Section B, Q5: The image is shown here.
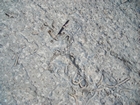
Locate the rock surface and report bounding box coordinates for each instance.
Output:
[0,0,140,105]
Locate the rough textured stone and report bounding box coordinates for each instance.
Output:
[0,0,140,105]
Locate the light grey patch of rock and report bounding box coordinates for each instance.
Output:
[0,44,3,48]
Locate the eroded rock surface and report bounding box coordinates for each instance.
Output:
[0,0,140,105]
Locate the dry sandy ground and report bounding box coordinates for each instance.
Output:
[0,0,140,105]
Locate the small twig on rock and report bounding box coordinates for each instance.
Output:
[58,20,69,35]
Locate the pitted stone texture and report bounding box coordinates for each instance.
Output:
[0,0,140,105]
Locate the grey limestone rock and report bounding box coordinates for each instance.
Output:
[0,0,140,105]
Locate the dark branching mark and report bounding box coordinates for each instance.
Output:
[58,20,69,35]
[5,13,14,18]
[110,50,133,71]
[69,54,81,72]
[118,56,133,72]
[37,4,47,12]
[47,20,70,41]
